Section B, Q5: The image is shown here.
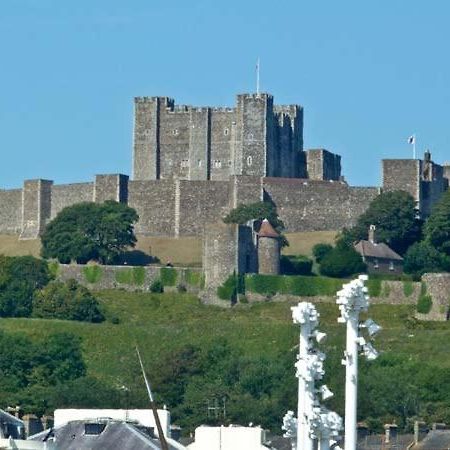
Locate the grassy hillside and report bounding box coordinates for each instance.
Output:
[1,290,450,431]
[0,230,335,265]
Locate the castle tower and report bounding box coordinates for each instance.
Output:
[257,219,280,275]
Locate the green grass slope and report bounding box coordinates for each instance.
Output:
[1,291,450,431]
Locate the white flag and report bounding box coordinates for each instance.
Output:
[408,135,415,145]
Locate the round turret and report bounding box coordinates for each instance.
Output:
[257,219,281,275]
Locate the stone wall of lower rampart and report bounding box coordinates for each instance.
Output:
[56,264,203,292]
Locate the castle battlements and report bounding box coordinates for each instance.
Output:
[0,92,448,241]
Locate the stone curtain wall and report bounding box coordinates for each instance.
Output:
[0,175,380,237]
[263,178,379,232]
[419,273,450,321]
[50,183,94,219]
[56,264,203,292]
[177,180,231,236]
[0,189,22,234]
[128,180,176,236]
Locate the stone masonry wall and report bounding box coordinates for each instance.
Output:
[50,183,94,219]
[128,180,175,236]
[419,273,450,321]
[56,264,202,292]
[263,178,379,232]
[382,160,421,202]
[177,180,231,236]
[0,189,22,234]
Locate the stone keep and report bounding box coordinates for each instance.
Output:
[133,93,316,181]
[1,93,449,240]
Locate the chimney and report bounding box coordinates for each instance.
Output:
[368,225,376,244]
[384,423,398,443]
[414,421,428,444]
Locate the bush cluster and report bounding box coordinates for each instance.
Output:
[160,267,178,286]
[33,279,104,323]
[280,255,313,275]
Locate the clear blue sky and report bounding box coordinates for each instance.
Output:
[1,0,449,189]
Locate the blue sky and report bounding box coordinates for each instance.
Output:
[1,0,449,189]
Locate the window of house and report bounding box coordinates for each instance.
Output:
[373,259,379,269]
[389,261,394,271]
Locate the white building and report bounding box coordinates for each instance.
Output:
[187,425,270,450]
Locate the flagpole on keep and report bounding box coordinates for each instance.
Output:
[413,134,416,160]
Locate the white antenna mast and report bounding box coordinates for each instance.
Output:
[256,58,260,94]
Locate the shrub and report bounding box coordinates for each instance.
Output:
[217,273,244,301]
[185,270,203,287]
[33,279,104,323]
[312,243,333,263]
[403,281,414,297]
[177,283,187,293]
[160,268,177,286]
[115,267,146,286]
[417,294,433,314]
[319,244,366,278]
[48,261,60,279]
[82,265,103,284]
[280,255,313,275]
[150,279,164,293]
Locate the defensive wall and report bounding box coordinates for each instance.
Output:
[0,175,379,239]
[55,263,203,292]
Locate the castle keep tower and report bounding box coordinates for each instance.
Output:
[132,93,305,182]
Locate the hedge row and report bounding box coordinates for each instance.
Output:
[245,274,344,296]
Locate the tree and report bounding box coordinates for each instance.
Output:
[344,191,422,255]
[41,201,139,264]
[403,241,443,276]
[424,190,450,256]
[319,242,366,278]
[223,201,288,247]
[312,243,333,263]
[0,256,51,317]
[33,279,104,323]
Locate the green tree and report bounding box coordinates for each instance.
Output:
[41,201,139,264]
[0,256,51,317]
[312,243,333,263]
[403,241,443,276]
[223,201,288,247]
[344,191,422,255]
[319,242,366,278]
[424,190,450,256]
[33,279,104,323]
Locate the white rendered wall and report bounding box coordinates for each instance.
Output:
[187,425,268,450]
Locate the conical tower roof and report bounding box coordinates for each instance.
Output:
[257,218,280,238]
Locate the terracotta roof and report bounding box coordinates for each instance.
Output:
[257,219,279,238]
[354,240,403,261]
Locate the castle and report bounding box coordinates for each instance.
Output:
[0,92,448,242]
